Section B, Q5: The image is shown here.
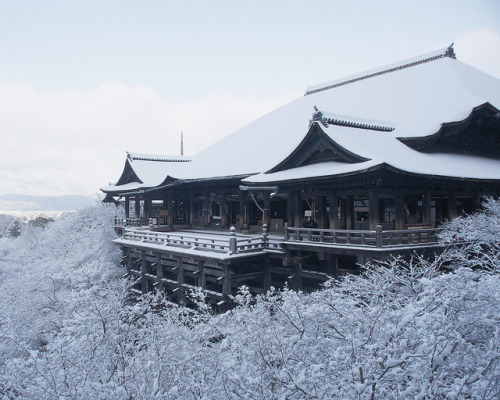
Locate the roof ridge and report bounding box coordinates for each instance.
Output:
[305,44,456,96]
[127,152,191,163]
[310,108,396,132]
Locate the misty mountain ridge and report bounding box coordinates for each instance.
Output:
[0,194,97,212]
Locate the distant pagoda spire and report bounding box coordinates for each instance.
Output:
[181,132,184,156]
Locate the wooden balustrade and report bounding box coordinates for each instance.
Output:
[120,224,443,256]
[285,226,442,248]
[115,217,144,227]
[122,227,269,254]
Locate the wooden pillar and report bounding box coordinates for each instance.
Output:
[326,254,338,277]
[293,191,301,227]
[286,190,293,228]
[176,257,184,304]
[221,189,228,228]
[315,196,325,228]
[422,190,431,224]
[368,190,379,230]
[126,247,132,275]
[204,192,210,227]
[263,192,271,227]
[394,190,406,230]
[144,197,152,222]
[328,193,338,229]
[448,190,457,220]
[189,191,195,227]
[155,253,163,292]
[140,250,147,294]
[222,264,232,302]
[238,191,249,229]
[167,192,173,227]
[135,197,140,219]
[293,260,303,290]
[124,197,130,218]
[197,260,206,289]
[263,257,271,292]
[346,196,354,230]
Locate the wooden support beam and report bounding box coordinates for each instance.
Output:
[328,193,339,229]
[167,192,173,227]
[263,191,271,227]
[124,197,130,219]
[346,196,354,230]
[263,257,271,292]
[189,191,195,227]
[176,257,184,304]
[369,190,379,230]
[155,253,163,292]
[140,250,147,294]
[134,197,140,219]
[315,195,325,228]
[422,190,431,224]
[221,189,228,229]
[292,262,303,290]
[326,254,338,277]
[395,189,406,230]
[197,260,206,289]
[448,190,457,220]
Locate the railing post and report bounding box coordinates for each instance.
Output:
[229,226,237,254]
[376,225,383,248]
[262,224,268,249]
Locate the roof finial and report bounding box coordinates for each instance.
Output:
[445,43,456,59]
[310,106,328,127]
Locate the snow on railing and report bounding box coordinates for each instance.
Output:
[285,225,443,248]
[121,226,271,255]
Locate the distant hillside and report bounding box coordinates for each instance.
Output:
[0,195,97,212]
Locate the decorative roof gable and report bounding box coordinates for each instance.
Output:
[267,122,370,174]
[115,159,142,186]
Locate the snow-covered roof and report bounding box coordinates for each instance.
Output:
[246,122,500,184]
[101,153,190,194]
[103,45,500,193]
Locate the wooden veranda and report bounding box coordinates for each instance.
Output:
[115,223,444,308]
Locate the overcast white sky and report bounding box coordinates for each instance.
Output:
[0,0,499,197]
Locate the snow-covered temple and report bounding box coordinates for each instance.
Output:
[102,45,500,306]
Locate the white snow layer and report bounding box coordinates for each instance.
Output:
[104,54,500,193]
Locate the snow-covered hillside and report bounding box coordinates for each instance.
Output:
[0,202,498,399]
[0,194,96,213]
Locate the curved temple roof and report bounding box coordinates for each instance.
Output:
[102,45,500,195]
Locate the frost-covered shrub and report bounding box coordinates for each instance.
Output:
[0,204,122,370]
[439,197,500,273]
[1,202,498,399]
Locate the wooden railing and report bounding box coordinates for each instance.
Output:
[285,225,443,248]
[119,225,443,255]
[121,227,270,254]
[115,217,144,227]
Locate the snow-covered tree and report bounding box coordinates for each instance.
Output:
[0,201,498,399]
[439,196,500,273]
[6,219,22,238]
